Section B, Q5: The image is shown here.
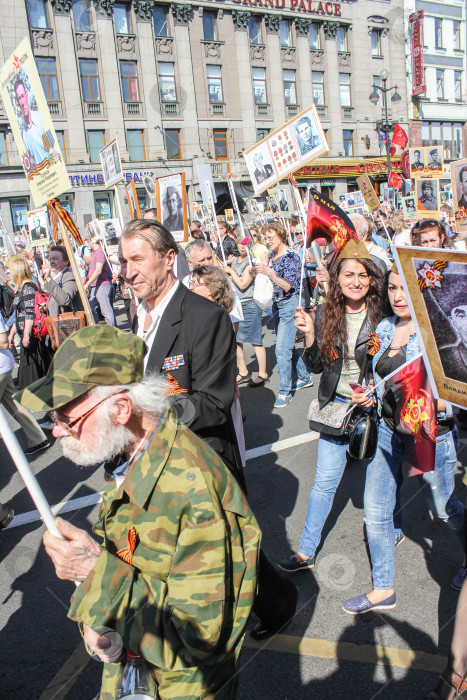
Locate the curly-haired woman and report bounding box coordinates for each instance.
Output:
[279,240,387,573]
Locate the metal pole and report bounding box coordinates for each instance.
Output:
[382,78,392,178]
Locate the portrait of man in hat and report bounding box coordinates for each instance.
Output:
[417,180,438,211]
[427,148,442,171]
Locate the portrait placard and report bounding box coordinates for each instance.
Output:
[450,157,467,234]
[409,146,444,180]
[243,104,328,194]
[156,172,188,242]
[402,195,417,219]
[276,186,293,217]
[393,246,467,408]
[225,208,235,224]
[96,218,122,242]
[415,179,440,219]
[0,37,69,207]
[27,206,49,247]
[143,175,157,200]
[99,139,123,188]
[357,174,380,212]
[125,180,141,219]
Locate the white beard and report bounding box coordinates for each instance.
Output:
[60,410,134,466]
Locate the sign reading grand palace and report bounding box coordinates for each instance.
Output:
[209,0,342,15]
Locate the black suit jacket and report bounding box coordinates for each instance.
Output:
[138,283,245,488]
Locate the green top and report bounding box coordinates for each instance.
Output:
[336,308,366,398]
[68,409,261,700]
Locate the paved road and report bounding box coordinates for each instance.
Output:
[0,306,465,699]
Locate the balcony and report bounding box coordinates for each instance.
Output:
[342,106,354,120]
[48,101,63,117]
[286,105,299,117]
[124,101,143,117]
[315,105,328,119]
[255,103,270,118]
[210,103,225,116]
[210,160,249,178]
[85,101,103,117]
[163,102,179,116]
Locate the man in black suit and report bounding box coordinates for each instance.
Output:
[29,215,46,242]
[144,208,190,282]
[253,152,274,185]
[119,218,298,641]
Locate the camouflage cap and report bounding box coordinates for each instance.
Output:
[16,323,147,412]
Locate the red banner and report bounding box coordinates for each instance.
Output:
[306,188,357,251]
[392,123,408,150]
[410,10,426,96]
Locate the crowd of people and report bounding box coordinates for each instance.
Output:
[0,204,466,700]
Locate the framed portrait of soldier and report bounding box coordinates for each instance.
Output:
[99,139,123,188]
[276,186,292,217]
[125,180,141,219]
[97,218,122,242]
[409,145,444,180]
[393,246,467,408]
[402,195,417,218]
[27,207,49,247]
[243,103,328,194]
[451,157,467,234]
[156,172,188,242]
[0,37,69,208]
[415,179,440,219]
[143,175,157,200]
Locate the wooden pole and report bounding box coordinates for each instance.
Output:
[58,218,94,326]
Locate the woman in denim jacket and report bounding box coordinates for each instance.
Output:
[343,267,465,615]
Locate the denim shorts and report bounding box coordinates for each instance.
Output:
[236,299,263,345]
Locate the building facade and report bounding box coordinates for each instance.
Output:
[0,0,408,235]
[405,0,466,188]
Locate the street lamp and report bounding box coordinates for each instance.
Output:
[369,69,401,177]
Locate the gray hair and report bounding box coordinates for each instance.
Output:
[349,213,369,241]
[89,374,168,422]
[122,219,178,256]
[184,239,210,263]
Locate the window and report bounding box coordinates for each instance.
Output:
[248,17,262,44]
[37,58,59,101]
[0,131,9,166]
[422,121,463,160]
[158,62,176,102]
[120,61,139,101]
[153,5,168,36]
[372,75,383,105]
[165,129,181,159]
[337,26,347,52]
[203,11,217,41]
[87,130,105,163]
[309,22,320,50]
[343,129,353,156]
[434,18,443,49]
[55,131,67,163]
[72,0,92,31]
[312,71,324,106]
[453,21,461,50]
[279,20,291,47]
[252,67,267,104]
[28,0,48,28]
[207,65,223,103]
[339,73,351,106]
[114,3,131,34]
[370,30,382,56]
[10,199,29,232]
[213,128,228,160]
[454,71,462,100]
[436,69,444,99]
[127,130,145,160]
[79,59,100,101]
[256,128,270,141]
[283,69,296,105]
[94,192,112,219]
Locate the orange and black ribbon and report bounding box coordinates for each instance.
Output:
[47,198,83,246]
[165,372,188,396]
[116,526,137,565]
[366,331,381,357]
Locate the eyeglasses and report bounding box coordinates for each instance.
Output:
[412,219,440,231]
[51,391,128,436]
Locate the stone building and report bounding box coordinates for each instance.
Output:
[0,0,408,235]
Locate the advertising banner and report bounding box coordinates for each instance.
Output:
[410,11,426,96]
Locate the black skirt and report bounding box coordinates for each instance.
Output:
[17,337,52,390]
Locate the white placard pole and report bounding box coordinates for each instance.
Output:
[113,185,125,231]
[207,182,226,265]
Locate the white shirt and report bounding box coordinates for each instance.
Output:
[136,280,180,369]
[0,316,15,375]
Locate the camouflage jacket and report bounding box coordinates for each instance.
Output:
[68,409,261,700]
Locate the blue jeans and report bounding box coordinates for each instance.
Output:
[364,421,465,590]
[272,295,309,396]
[89,283,116,326]
[299,395,350,556]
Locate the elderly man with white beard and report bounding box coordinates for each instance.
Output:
[15,323,261,700]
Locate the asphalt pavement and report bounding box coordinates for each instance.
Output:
[0,303,465,700]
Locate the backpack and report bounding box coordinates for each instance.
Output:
[33,289,50,339]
